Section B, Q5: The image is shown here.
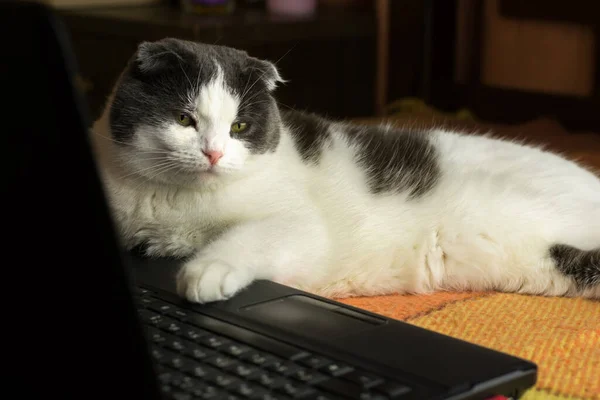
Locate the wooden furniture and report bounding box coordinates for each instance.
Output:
[374,0,389,116]
[61,3,377,122]
[428,0,600,132]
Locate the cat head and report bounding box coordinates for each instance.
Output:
[107,38,284,187]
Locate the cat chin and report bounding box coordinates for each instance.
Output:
[159,170,239,191]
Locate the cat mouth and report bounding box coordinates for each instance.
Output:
[200,166,220,176]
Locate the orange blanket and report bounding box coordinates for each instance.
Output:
[337,292,600,400]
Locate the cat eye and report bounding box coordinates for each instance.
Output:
[176,112,194,127]
[231,122,247,133]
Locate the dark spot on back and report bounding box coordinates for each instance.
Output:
[550,244,600,289]
[344,124,440,198]
[283,110,331,164]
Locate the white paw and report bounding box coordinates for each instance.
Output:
[176,258,254,303]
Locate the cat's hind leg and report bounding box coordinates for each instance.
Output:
[545,199,600,299]
[549,245,600,299]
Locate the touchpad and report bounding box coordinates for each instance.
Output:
[240,295,385,338]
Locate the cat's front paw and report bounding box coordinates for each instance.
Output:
[176,257,254,303]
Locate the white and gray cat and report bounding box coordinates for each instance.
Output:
[91,38,600,303]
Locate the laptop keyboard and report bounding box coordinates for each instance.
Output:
[135,287,412,400]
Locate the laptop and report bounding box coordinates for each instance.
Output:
[2,2,537,399]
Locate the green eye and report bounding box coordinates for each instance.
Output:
[176,112,193,127]
[231,122,247,133]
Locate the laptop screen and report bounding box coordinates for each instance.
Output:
[2,2,162,398]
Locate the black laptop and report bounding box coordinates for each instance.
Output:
[3,2,536,399]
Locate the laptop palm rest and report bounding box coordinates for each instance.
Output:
[239,295,385,338]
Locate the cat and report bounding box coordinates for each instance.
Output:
[91,38,600,304]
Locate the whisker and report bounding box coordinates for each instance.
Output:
[132,151,173,156]
[277,101,297,112]
[238,109,264,117]
[136,156,173,162]
[146,163,184,182]
[195,57,204,96]
[240,91,270,109]
[240,99,272,110]
[117,160,177,181]
[130,162,182,192]
[239,71,254,103]
[166,48,193,89]
[241,44,296,103]
[92,132,170,153]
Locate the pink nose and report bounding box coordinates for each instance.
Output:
[203,150,223,166]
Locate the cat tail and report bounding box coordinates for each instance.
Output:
[550,244,600,298]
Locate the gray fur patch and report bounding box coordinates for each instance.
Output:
[344,124,440,198]
[283,110,332,164]
[550,244,600,289]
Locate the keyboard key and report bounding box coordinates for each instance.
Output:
[169,341,189,353]
[161,349,191,371]
[160,384,172,395]
[177,376,199,391]
[320,363,354,377]
[158,317,183,334]
[138,297,155,306]
[268,360,302,376]
[222,343,252,357]
[171,391,193,400]
[209,372,242,390]
[226,363,261,380]
[158,369,185,385]
[181,326,209,341]
[206,354,237,369]
[199,334,231,349]
[300,356,331,370]
[254,371,289,390]
[358,394,388,400]
[152,348,165,362]
[343,371,384,389]
[278,382,316,398]
[188,365,219,381]
[184,346,216,361]
[240,352,279,368]
[167,309,190,320]
[146,327,168,344]
[291,369,329,385]
[260,394,292,400]
[230,382,269,399]
[316,379,364,399]
[189,384,224,399]
[138,309,162,325]
[373,382,411,398]
[148,300,174,314]
[305,394,345,400]
[135,287,151,296]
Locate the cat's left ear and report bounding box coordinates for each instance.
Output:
[247,57,285,91]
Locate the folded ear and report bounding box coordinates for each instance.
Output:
[133,39,182,75]
[247,57,285,91]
